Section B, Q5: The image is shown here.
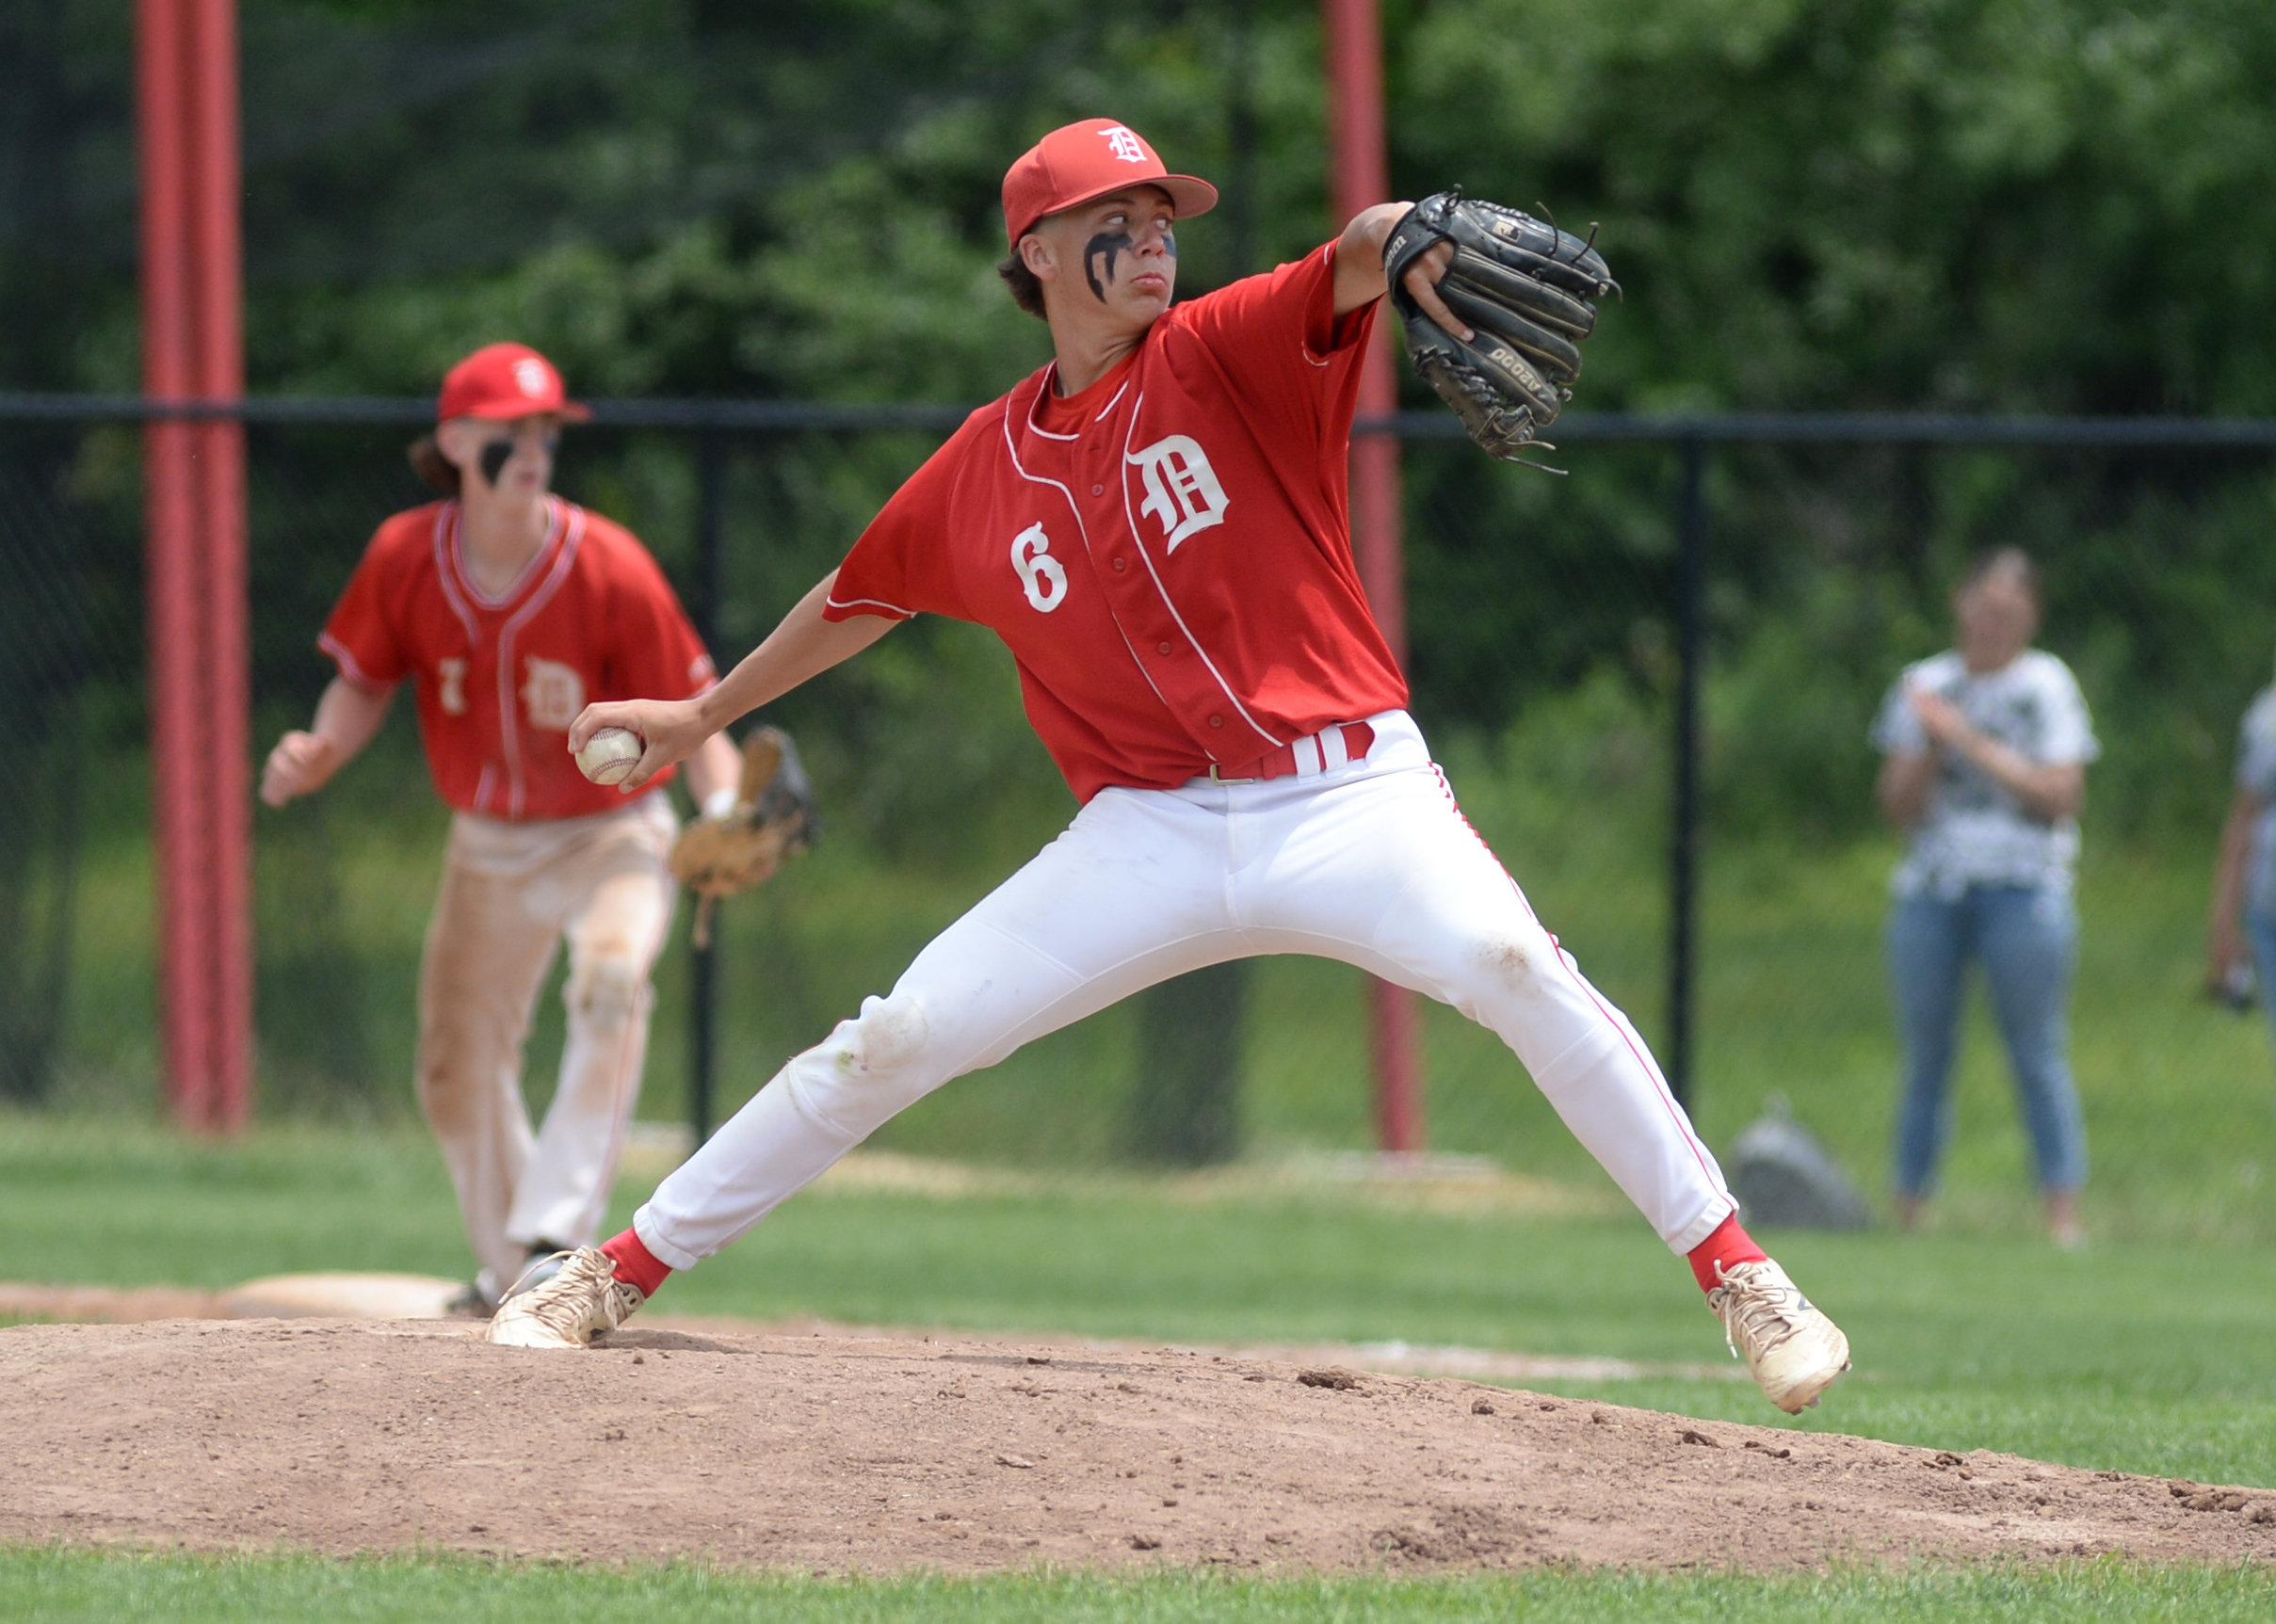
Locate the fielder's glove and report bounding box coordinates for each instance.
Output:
[1382,190,1617,462]
[670,725,816,947]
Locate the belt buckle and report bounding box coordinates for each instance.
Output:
[1207,764,1260,785]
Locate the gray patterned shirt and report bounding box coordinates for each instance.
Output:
[1870,649,2099,899]
[2233,687,2276,919]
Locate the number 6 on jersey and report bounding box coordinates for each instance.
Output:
[1010,522,1068,612]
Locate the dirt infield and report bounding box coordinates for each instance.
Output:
[3,1317,2273,1573]
[0,1273,1746,1387]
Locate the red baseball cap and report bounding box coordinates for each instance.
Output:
[1001,120,1218,247]
[436,343,590,424]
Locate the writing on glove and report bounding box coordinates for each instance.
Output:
[1382,190,1616,463]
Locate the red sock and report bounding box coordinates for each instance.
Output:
[1687,1212,1768,1294]
[600,1228,672,1298]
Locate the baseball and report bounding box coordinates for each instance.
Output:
[574,726,643,786]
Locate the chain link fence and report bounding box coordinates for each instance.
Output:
[5,398,2273,1231]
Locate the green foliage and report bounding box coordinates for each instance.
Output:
[44,679,2276,1253]
[1403,0,2276,416]
[12,2,2276,1120]
[17,0,2276,415]
[6,0,1338,400]
[18,2,2276,764]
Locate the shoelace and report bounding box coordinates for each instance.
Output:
[1710,1264,1801,1362]
[517,1251,642,1340]
[502,1249,572,1300]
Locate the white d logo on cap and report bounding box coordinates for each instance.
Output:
[513,358,549,396]
[1102,125,1147,164]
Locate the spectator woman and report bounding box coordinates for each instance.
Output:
[2203,654,2276,1048]
[1872,548,2097,1246]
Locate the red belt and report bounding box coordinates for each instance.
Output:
[1209,721,1376,784]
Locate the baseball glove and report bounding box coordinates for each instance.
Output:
[670,725,817,947]
[1381,190,1617,462]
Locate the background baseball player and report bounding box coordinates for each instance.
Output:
[260,342,743,1310]
[494,121,1851,1414]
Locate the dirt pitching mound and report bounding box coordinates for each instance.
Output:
[2,1317,2270,1573]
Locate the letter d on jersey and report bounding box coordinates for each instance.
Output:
[1010,523,1068,612]
[521,655,587,731]
[1129,435,1228,554]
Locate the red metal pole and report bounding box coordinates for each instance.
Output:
[186,0,251,1130]
[1323,0,1424,1152]
[137,0,217,1130]
[136,0,250,1132]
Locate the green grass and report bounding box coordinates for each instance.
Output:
[1,1549,2272,1622]
[21,722,2276,1612]
[45,717,2276,1244]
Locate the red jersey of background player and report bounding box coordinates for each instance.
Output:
[321,496,717,820]
[824,242,1407,803]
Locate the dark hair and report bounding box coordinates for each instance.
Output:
[1959,545,2041,607]
[996,251,1047,320]
[407,433,460,495]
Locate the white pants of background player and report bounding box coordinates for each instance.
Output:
[637,712,1735,1269]
[418,795,677,1299]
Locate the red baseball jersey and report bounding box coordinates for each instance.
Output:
[320,498,717,820]
[823,242,1407,802]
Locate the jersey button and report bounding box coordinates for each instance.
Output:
[1156,640,1172,655]
[1208,715,1224,728]
[1090,483,1105,495]
[1112,557,1127,571]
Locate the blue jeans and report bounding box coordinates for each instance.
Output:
[2245,910,2276,1058]
[1888,883,2086,1196]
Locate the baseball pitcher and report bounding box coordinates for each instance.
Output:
[260,343,748,1311]
[492,123,1851,1414]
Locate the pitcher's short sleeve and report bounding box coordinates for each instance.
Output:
[824,415,990,625]
[1170,244,1375,455]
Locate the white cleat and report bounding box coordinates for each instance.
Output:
[485,1246,645,1349]
[1707,1258,1851,1415]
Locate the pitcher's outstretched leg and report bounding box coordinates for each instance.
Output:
[492,783,1246,1346]
[1251,749,1851,1412]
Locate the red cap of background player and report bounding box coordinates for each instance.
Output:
[1001,120,1219,248]
[436,343,591,424]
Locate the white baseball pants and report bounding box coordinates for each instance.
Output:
[638,712,1734,1269]
[417,795,677,1297]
